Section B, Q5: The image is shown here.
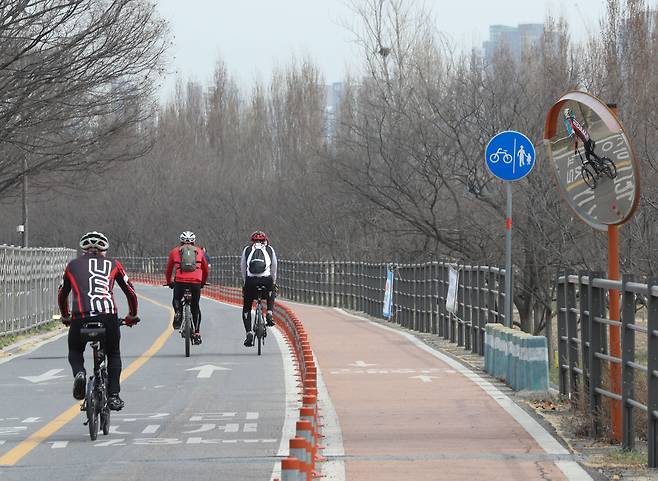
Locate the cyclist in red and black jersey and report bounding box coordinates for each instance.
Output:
[58,231,139,411]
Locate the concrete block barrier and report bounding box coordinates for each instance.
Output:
[484,323,548,392]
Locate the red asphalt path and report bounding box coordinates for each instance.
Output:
[290,303,582,481]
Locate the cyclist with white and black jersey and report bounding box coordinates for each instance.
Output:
[240,231,277,347]
[58,231,140,411]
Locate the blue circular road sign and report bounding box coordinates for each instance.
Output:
[485,131,536,181]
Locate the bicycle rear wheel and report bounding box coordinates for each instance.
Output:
[100,370,110,435]
[255,309,263,356]
[601,157,617,179]
[184,305,191,358]
[86,378,99,441]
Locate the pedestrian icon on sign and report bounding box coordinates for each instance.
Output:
[518,145,526,167]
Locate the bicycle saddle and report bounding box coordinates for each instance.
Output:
[80,322,106,343]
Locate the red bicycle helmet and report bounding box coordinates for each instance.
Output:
[250,230,268,243]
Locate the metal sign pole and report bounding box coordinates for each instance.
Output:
[505,182,513,327]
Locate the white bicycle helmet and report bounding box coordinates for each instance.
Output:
[180,231,196,243]
[79,231,109,251]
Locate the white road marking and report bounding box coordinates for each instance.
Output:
[246,412,259,420]
[18,369,65,384]
[0,440,5,446]
[21,417,40,423]
[133,438,182,445]
[190,413,235,421]
[0,427,27,435]
[94,438,126,447]
[410,375,438,383]
[142,425,160,434]
[183,424,216,434]
[186,364,231,379]
[349,360,376,367]
[109,425,132,435]
[316,350,346,481]
[216,424,239,433]
[49,441,68,449]
[335,308,593,481]
[243,423,257,432]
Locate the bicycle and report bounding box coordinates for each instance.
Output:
[253,286,269,356]
[489,147,513,164]
[564,108,617,189]
[79,319,127,441]
[577,147,617,190]
[180,288,193,357]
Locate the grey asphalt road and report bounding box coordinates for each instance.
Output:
[0,284,289,480]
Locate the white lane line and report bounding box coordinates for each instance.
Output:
[21,417,40,423]
[49,441,68,449]
[142,425,160,434]
[270,325,301,481]
[246,412,259,420]
[316,355,346,481]
[0,331,68,366]
[335,308,592,481]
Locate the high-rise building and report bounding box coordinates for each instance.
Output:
[482,23,544,62]
[324,82,344,140]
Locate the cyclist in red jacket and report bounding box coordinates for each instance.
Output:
[165,231,209,344]
[58,231,140,411]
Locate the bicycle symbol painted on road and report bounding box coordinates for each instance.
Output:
[488,147,513,164]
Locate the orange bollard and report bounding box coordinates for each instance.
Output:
[290,437,312,481]
[281,457,302,481]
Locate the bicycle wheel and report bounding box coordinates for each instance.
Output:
[581,164,597,189]
[100,370,110,435]
[86,377,99,441]
[255,308,263,356]
[184,305,191,358]
[601,157,617,179]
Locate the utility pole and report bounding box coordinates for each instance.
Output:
[21,155,28,247]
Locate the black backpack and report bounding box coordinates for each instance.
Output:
[247,245,270,274]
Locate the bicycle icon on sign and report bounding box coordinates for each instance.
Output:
[489,147,513,164]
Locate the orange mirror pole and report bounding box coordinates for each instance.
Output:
[608,223,622,442]
[607,103,621,443]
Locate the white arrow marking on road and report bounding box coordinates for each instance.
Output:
[109,425,131,435]
[186,364,231,379]
[349,360,376,367]
[19,369,65,383]
[49,441,68,449]
[22,417,40,423]
[410,375,439,383]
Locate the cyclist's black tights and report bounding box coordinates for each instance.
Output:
[173,282,202,332]
[68,314,121,395]
[242,276,274,332]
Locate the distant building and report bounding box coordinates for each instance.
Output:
[324,82,344,140]
[482,23,544,62]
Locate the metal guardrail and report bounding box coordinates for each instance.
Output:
[557,272,658,466]
[0,245,75,336]
[117,256,508,357]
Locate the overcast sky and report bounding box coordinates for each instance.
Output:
[154,0,657,100]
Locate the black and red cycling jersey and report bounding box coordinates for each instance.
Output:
[58,253,138,320]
